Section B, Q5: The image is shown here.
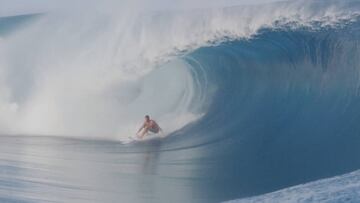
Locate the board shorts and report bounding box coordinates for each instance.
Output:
[149,127,159,133]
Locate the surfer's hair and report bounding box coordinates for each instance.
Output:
[145,115,150,119]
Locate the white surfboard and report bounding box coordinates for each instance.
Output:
[125,131,165,143]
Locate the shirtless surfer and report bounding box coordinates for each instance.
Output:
[137,115,162,139]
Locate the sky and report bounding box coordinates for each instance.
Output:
[0,0,283,17]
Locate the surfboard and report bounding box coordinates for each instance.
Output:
[126,132,164,143]
[127,135,140,142]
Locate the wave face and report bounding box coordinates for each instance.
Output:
[159,15,360,198]
[180,17,360,146]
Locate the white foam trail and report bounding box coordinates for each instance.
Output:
[0,0,358,139]
[226,170,360,203]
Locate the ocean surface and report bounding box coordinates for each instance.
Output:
[227,169,360,202]
[1,0,360,202]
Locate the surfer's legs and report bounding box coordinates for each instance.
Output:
[138,126,159,139]
[139,127,149,139]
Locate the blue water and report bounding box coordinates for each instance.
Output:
[167,19,360,199]
[0,14,39,36]
[1,1,360,202]
[228,170,360,202]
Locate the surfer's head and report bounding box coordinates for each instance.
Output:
[145,115,150,121]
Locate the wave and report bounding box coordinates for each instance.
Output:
[1,0,360,201]
[0,0,359,142]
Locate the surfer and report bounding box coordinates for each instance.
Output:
[137,115,162,139]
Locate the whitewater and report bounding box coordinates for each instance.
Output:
[227,170,360,202]
[0,0,360,202]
